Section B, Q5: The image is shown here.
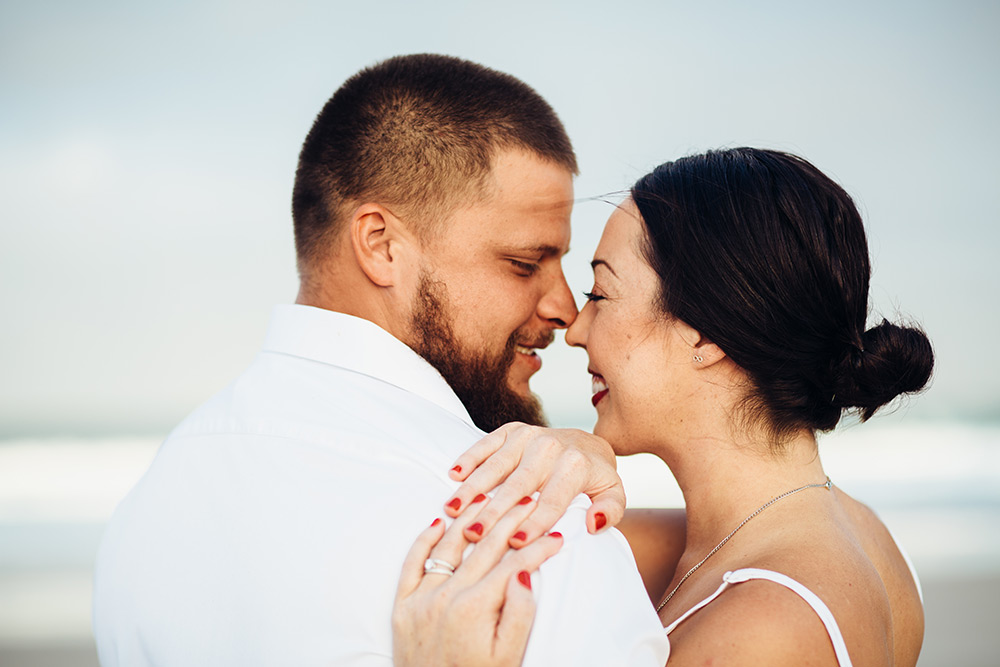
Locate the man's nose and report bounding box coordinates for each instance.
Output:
[538,268,577,328]
[565,300,590,348]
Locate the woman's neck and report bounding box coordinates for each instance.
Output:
[663,429,828,555]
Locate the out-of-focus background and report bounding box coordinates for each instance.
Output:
[1,1,997,665]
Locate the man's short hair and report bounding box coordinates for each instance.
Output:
[291,53,578,273]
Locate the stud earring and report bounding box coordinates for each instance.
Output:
[693,354,704,363]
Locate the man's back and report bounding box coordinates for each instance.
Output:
[93,306,669,665]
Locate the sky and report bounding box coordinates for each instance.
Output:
[1,0,997,437]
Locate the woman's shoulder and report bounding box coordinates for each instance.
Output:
[833,490,925,666]
[742,490,922,665]
[667,493,917,666]
[663,567,852,666]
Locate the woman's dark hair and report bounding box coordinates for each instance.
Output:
[632,148,933,442]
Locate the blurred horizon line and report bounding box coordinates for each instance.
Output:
[1,411,998,441]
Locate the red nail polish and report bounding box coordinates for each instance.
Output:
[446,497,462,510]
[517,570,532,590]
[594,512,607,531]
[513,531,527,542]
[472,493,487,503]
[549,531,562,539]
[468,522,483,536]
[431,518,442,527]
[518,496,532,505]
[451,465,462,474]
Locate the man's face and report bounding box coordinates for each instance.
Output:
[409,150,577,432]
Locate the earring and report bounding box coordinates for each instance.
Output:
[693,354,704,363]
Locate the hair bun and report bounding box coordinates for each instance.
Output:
[831,319,934,420]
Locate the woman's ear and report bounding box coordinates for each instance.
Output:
[349,203,416,287]
[674,319,727,367]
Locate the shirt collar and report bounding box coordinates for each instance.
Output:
[262,304,477,428]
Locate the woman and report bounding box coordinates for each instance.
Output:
[392,148,932,666]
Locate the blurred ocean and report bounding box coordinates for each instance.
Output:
[0,419,997,665]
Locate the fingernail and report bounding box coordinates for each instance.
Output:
[431,518,442,527]
[446,497,462,510]
[513,531,527,542]
[467,522,484,536]
[472,493,487,504]
[549,531,562,539]
[451,465,462,474]
[594,512,607,531]
[518,496,532,505]
[517,570,532,590]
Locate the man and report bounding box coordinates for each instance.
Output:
[93,54,669,665]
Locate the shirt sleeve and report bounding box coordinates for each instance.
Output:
[522,495,670,667]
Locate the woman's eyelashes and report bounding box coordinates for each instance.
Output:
[582,290,606,303]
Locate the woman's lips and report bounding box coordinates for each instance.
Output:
[591,374,608,407]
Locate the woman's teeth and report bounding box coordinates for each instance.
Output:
[591,375,609,406]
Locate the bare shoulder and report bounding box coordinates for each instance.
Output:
[835,490,925,666]
[666,577,843,667]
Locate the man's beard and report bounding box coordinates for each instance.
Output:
[410,273,547,433]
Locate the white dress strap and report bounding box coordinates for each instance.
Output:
[662,579,731,635]
[664,568,853,667]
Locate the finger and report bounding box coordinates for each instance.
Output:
[452,495,538,583]
[493,572,538,664]
[586,485,627,533]
[419,497,488,587]
[504,449,591,545]
[457,428,566,537]
[478,531,563,594]
[444,428,526,517]
[395,518,446,600]
[446,423,517,482]
[461,468,541,542]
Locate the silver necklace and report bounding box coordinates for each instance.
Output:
[656,476,832,613]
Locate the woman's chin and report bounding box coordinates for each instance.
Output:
[593,421,624,454]
[596,424,651,457]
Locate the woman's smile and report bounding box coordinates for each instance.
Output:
[590,373,609,406]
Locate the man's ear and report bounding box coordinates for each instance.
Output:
[673,319,727,367]
[348,203,415,287]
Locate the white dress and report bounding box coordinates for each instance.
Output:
[663,546,922,667]
[663,568,854,665]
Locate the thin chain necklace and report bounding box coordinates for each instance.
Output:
[656,476,832,613]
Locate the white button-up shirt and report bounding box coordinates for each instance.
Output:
[93,305,669,666]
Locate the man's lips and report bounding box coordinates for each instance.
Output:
[591,373,608,407]
[513,330,553,375]
[514,344,543,373]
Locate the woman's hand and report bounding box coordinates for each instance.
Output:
[442,422,625,546]
[392,496,564,667]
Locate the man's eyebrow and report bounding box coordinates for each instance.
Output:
[500,244,567,258]
[591,259,618,277]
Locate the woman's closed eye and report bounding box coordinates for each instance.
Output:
[582,290,606,302]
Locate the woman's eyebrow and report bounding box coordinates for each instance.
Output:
[591,258,618,277]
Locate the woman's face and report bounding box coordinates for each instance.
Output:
[566,201,697,455]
